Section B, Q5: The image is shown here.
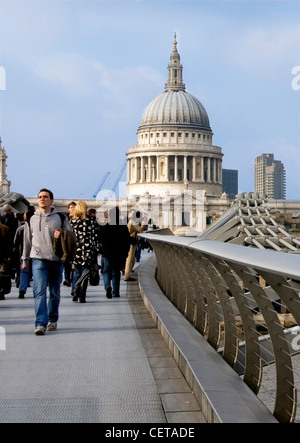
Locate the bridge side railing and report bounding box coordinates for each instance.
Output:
[140,231,300,423]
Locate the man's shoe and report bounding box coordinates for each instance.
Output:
[46,323,57,332]
[124,277,135,282]
[63,280,71,287]
[72,296,78,302]
[35,326,46,336]
[19,290,25,299]
[106,287,112,299]
[113,293,120,298]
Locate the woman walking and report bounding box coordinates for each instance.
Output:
[70,201,99,303]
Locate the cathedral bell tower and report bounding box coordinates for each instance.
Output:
[0,137,11,195]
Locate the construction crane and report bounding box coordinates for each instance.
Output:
[92,172,110,198]
[111,160,127,194]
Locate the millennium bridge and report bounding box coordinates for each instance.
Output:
[0,193,300,423]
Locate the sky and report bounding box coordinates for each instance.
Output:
[0,0,299,200]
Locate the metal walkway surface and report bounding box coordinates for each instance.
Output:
[0,256,205,424]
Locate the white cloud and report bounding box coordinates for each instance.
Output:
[31,53,97,97]
[29,51,163,135]
[31,52,162,98]
[229,24,300,74]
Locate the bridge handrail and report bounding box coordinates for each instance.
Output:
[139,232,300,423]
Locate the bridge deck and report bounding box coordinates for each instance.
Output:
[0,255,206,424]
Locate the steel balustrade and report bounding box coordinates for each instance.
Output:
[140,232,300,423]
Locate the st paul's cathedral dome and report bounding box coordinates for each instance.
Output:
[140,36,211,132]
[126,35,223,200]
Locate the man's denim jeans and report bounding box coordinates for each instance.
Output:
[102,257,121,296]
[32,259,64,328]
[19,259,30,293]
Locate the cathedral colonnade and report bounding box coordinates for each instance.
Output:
[127,154,223,185]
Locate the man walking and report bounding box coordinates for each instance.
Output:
[99,207,130,298]
[22,188,73,336]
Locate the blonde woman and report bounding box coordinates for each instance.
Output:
[70,201,99,303]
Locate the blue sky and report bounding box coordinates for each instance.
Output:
[0,0,299,200]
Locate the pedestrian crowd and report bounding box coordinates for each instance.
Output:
[0,188,154,336]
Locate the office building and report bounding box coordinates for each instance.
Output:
[255,154,286,199]
[222,169,238,200]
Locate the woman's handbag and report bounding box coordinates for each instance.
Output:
[89,263,100,286]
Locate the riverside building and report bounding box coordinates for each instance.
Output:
[255,154,286,200]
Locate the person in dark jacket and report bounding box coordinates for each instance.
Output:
[0,222,10,262]
[13,210,34,299]
[1,204,18,279]
[99,207,130,299]
[62,201,77,287]
[0,222,11,300]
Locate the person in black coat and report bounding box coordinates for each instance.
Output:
[0,222,10,262]
[13,210,34,299]
[99,207,130,299]
[0,221,11,300]
[1,204,18,279]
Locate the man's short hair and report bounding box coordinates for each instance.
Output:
[38,188,54,200]
[88,208,97,216]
